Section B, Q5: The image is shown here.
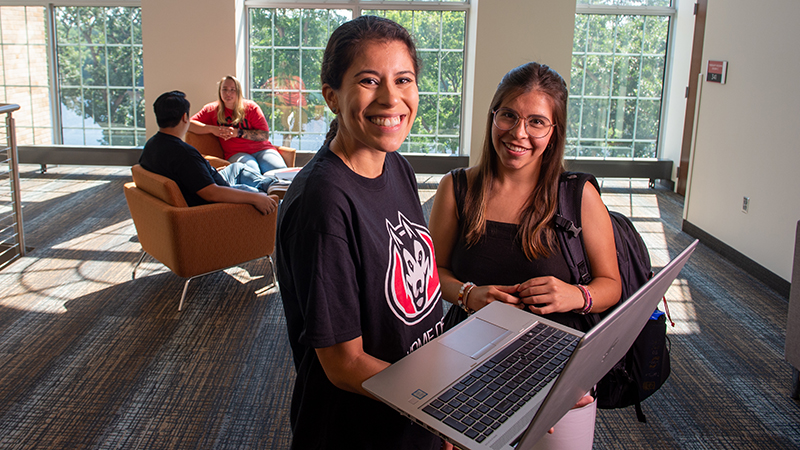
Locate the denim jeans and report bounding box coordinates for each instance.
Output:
[229,149,287,175]
[218,162,276,193]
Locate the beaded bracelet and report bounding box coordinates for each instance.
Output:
[458,281,476,314]
[573,284,593,315]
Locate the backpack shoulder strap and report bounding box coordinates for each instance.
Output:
[556,171,600,286]
[450,168,468,219]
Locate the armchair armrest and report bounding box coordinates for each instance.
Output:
[276,146,296,167]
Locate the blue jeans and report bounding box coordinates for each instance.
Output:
[218,162,276,193]
[229,149,287,175]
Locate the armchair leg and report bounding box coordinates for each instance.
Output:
[132,251,147,280]
[178,276,197,312]
[267,255,278,291]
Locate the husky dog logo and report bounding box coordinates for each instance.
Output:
[385,212,440,325]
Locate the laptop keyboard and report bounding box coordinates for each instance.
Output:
[422,322,579,443]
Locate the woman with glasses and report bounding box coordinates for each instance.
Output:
[189,75,287,174]
[428,62,620,449]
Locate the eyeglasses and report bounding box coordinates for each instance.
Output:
[492,107,555,138]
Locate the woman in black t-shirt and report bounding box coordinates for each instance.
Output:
[276,16,446,450]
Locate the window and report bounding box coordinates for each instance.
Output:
[0,6,52,146]
[568,1,674,159]
[247,1,467,155]
[55,6,145,146]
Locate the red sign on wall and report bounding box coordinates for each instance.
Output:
[707,60,728,84]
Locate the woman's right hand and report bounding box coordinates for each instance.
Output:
[215,126,236,140]
[465,284,524,312]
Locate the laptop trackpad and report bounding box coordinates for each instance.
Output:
[439,317,511,359]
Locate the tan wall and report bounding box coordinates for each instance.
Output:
[141,0,236,136]
[684,0,800,281]
[467,1,577,165]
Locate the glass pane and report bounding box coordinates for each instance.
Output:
[615,16,643,55]
[1,7,25,43]
[132,8,142,45]
[58,44,81,86]
[134,47,144,87]
[110,129,135,146]
[606,141,633,158]
[577,0,671,6]
[414,94,438,135]
[441,11,465,49]
[62,127,84,145]
[570,54,585,96]
[109,88,133,128]
[607,97,635,140]
[418,51,438,93]
[440,51,462,93]
[2,44,29,85]
[81,46,107,86]
[135,88,145,128]
[274,9,300,47]
[634,99,661,139]
[56,7,80,44]
[583,54,612,97]
[579,98,609,141]
[106,7,132,45]
[250,9,272,47]
[79,7,105,45]
[640,56,665,97]
[60,88,83,127]
[302,9,331,48]
[301,48,323,91]
[611,55,640,98]
[107,46,133,87]
[438,95,461,136]
[250,48,273,90]
[84,88,108,127]
[412,11,442,50]
[587,16,615,53]
[634,141,656,158]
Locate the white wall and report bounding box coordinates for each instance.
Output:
[141,0,236,136]
[684,0,800,281]
[468,1,576,165]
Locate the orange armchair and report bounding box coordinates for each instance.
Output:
[124,164,279,311]
[184,131,296,168]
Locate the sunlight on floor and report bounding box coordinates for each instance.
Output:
[0,219,142,314]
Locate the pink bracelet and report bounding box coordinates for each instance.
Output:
[573,284,593,315]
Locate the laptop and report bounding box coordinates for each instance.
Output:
[363,239,698,449]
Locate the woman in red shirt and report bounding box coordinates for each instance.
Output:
[189,75,287,174]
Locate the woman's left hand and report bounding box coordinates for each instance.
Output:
[516,276,585,315]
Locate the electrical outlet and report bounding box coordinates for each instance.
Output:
[742,196,750,214]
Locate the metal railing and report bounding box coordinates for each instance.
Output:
[1,104,25,269]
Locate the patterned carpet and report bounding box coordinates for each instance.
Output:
[0,165,797,449]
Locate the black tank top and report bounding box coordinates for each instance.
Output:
[448,168,591,330]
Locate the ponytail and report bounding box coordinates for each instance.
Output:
[325,117,339,144]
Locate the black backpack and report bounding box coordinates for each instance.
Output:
[555,171,671,423]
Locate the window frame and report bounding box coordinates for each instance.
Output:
[243,0,471,156]
[570,2,677,161]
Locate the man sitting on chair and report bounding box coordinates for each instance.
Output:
[139,91,278,215]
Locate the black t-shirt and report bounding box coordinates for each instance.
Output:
[138,131,228,207]
[276,144,444,450]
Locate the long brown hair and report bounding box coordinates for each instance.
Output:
[216,75,245,126]
[320,15,421,144]
[462,62,568,260]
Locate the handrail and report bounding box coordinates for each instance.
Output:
[0,104,20,114]
[0,103,25,269]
